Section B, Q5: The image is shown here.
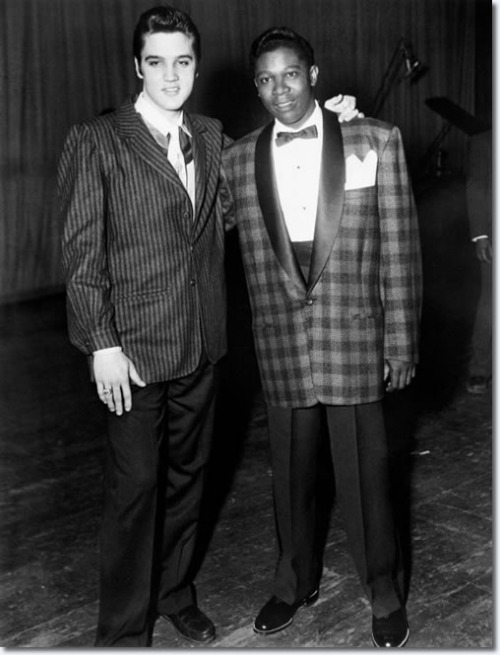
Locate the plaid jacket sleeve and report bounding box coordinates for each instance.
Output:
[377,125,422,363]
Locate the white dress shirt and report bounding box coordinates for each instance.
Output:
[272,101,323,242]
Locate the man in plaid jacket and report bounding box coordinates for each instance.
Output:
[222,27,422,647]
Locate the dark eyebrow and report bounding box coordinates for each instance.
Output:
[143,54,194,61]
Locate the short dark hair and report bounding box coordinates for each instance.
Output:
[249,27,315,72]
[133,5,201,63]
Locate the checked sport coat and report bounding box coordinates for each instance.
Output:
[59,98,228,384]
[222,109,422,408]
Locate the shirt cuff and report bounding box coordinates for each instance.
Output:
[93,346,123,355]
[471,235,489,242]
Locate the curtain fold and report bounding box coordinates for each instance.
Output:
[1,0,478,301]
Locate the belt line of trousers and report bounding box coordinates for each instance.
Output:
[95,353,218,646]
[267,401,403,617]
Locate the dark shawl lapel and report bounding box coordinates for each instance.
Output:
[309,109,345,292]
[255,122,305,291]
[255,108,345,295]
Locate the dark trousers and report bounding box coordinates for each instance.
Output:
[268,401,403,618]
[95,355,218,646]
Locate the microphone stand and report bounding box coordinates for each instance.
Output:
[371,38,422,117]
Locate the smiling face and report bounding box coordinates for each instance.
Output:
[134,31,197,118]
[254,46,318,128]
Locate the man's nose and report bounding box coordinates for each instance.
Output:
[163,64,178,81]
[273,76,289,95]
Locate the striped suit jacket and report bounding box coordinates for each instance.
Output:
[222,110,422,407]
[59,98,228,383]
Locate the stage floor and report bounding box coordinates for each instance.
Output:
[0,274,491,649]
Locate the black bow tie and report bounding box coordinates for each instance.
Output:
[275,124,318,147]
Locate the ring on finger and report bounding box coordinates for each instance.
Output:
[103,388,112,396]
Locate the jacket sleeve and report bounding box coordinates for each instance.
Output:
[58,123,121,354]
[377,126,423,363]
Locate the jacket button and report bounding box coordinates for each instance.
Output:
[305,298,314,306]
[190,279,196,286]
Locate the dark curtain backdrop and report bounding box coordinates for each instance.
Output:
[1,0,480,301]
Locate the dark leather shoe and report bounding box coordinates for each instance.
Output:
[253,589,319,635]
[163,605,215,644]
[372,607,410,647]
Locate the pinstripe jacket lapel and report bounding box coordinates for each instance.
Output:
[115,101,215,239]
[255,123,306,291]
[308,110,345,293]
[115,99,181,188]
[115,100,193,240]
[187,114,209,239]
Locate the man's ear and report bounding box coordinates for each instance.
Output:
[134,58,143,79]
[309,65,319,87]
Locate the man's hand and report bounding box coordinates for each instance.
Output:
[324,94,365,122]
[93,351,146,415]
[474,237,492,263]
[384,359,416,392]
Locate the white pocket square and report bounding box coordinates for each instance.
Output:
[344,151,378,190]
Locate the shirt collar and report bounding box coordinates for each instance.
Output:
[273,100,322,135]
[135,92,191,137]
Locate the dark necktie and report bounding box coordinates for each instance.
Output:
[275,124,318,147]
[179,126,193,165]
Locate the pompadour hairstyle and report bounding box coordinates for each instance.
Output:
[133,5,201,62]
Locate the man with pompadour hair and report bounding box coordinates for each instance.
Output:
[60,5,227,646]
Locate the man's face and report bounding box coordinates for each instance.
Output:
[254,46,318,127]
[135,31,197,115]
